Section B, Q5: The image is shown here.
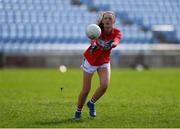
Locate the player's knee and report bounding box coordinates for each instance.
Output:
[100,82,108,91]
[81,89,90,95]
[101,80,109,87]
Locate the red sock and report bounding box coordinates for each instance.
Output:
[76,106,82,112]
[90,97,97,104]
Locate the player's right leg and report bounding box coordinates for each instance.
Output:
[74,71,93,120]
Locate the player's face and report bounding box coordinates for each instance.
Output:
[102,13,115,28]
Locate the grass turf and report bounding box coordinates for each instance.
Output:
[0,68,180,128]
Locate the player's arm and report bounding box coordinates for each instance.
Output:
[111,31,122,48]
[90,39,98,54]
[104,31,122,50]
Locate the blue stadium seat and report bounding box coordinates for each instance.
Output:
[0,0,180,53]
[103,0,180,43]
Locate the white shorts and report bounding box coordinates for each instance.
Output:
[81,59,110,74]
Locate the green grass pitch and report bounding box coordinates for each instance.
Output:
[0,68,180,128]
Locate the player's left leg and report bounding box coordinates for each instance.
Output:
[87,66,110,117]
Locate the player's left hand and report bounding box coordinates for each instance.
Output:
[103,40,114,50]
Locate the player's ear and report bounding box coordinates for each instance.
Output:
[112,17,116,24]
[111,11,116,24]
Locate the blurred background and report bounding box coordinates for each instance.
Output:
[0,0,180,69]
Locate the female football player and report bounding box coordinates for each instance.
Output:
[74,11,122,120]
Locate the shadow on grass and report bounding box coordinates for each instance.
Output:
[35,117,90,126]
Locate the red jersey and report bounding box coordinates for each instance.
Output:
[84,27,122,66]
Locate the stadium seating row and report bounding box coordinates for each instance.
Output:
[0,0,180,47]
[90,0,180,42]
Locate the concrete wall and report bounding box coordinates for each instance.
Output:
[1,50,180,68]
